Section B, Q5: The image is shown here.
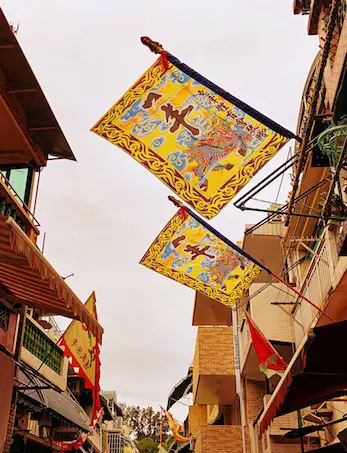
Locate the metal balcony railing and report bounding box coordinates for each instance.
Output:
[0,171,40,240]
[292,240,334,336]
[300,241,332,311]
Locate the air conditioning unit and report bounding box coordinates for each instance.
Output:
[267,204,283,222]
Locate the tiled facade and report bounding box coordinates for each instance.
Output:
[194,426,250,453]
[193,327,236,405]
[188,406,208,436]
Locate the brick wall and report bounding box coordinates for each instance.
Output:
[245,379,265,424]
[3,396,17,453]
[188,405,207,436]
[193,327,236,405]
[194,327,234,376]
[270,440,303,453]
[195,425,250,453]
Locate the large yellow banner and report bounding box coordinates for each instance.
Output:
[92,53,295,218]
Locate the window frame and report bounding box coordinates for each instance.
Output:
[0,164,34,206]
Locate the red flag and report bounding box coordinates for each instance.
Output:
[245,311,287,378]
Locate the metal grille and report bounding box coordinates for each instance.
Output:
[23,318,62,374]
[108,433,139,453]
[0,301,9,331]
[108,433,122,453]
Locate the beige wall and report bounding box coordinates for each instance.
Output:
[245,380,264,425]
[249,284,294,343]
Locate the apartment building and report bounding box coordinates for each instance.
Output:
[258,1,347,451]
[101,391,140,453]
[184,211,309,453]
[169,2,347,452]
[0,8,103,453]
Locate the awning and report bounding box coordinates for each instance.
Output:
[259,320,347,435]
[167,373,193,411]
[0,216,103,343]
[17,368,90,432]
[0,8,76,163]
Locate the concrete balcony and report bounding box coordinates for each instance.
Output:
[243,219,286,283]
[289,232,347,344]
[193,327,236,405]
[21,315,68,391]
[240,284,294,381]
[316,234,347,328]
[194,425,250,453]
[192,292,232,327]
[293,238,334,340]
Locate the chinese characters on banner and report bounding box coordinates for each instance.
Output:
[92,52,296,218]
[140,208,262,307]
[60,292,101,424]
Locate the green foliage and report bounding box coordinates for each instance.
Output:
[136,437,158,453]
[121,405,170,443]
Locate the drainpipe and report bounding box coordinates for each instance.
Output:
[232,307,247,453]
[99,415,103,453]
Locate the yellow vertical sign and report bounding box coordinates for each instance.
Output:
[60,292,98,388]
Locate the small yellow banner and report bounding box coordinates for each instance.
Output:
[60,292,98,388]
[141,209,261,307]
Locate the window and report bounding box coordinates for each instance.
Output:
[23,318,62,374]
[8,168,29,201]
[0,166,33,206]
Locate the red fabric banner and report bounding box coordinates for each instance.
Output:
[245,311,287,378]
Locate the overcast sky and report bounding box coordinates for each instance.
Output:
[3,1,317,422]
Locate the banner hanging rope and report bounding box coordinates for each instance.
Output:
[168,196,336,323]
